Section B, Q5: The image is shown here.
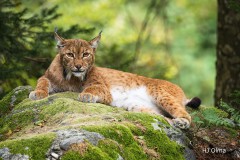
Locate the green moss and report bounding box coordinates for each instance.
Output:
[80,112,185,160]
[0,110,35,140]
[98,139,121,159]
[123,143,148,160]
[0,133,55,160]
[0,109,36,140]
[120,121,143,136]
[0,92,124,140]
[14,92,78,111]
[24,93,121,118]
[123,112,169,127]
[78,144,113,160]
[123,112,184,160]
[61,151,83,160]
[0,88,185,160]
[224,127,238,138]
[0,91,13,115]
[50,92,79,99]
[0,123,10,135]
[144,130,184,160]
[62,142,113,160]
[83,124,147,160]
[0,86,32,116]
[84,124,135,146]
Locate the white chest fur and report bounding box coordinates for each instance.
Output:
[110,86,160,114]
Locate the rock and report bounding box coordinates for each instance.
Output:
[117,154,124,160]
[0,86,192,160]
[0,147,29,160]
[152,119,196,160]
[0,86,33,116]
[58,129,104,150]
[232,148,240,159]
[46,129,104,159]
[0,148,10,158]
[50,152,59,159]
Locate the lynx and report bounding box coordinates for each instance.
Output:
[29,31,201,129]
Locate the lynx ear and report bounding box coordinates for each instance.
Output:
[89,31,102,50]
[54,28,65,48]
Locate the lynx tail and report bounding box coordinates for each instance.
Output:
[186,97,201,109]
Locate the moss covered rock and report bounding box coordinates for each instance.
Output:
[0,86,194,160]
[0,86,33,117]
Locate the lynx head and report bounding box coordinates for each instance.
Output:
[54,31,101,81]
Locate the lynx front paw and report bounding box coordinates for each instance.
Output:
[78,93,98,103]
[172,118,190,129]
[29,90,48,100]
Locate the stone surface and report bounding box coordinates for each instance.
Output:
[0,86,32,116]
[0,86,189,160]
[152,119,196,160]
[0,147,29,160]
[46,129,104,159]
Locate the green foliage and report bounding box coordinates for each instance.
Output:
[220,100,240,125]
[229,90,240,106]
[96,44,135,72]
[0,0,94,98]
[191,105,239,128]
[228,0,240,12]
[201,108,234,127]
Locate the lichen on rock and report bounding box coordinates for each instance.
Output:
[46,129,105,159]
[0,147,29,160]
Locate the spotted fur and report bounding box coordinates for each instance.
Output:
[29,31,201,129]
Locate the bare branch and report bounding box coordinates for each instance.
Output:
[24,56,49,63]
[133,0,156,63]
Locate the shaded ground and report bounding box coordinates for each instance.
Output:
[188,127,240,160]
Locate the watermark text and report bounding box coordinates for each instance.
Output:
[203,147,226,154]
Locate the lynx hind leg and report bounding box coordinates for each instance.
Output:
[172,118,190,129]
[150,90,191,129]
[29,77,50,100]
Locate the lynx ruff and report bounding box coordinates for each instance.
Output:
[29,31,201,129]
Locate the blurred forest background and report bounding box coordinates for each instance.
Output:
[0,0,216,105]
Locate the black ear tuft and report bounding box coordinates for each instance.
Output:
[89,31,102,49]
[186,97,201,109]
[54,28,65,48]
[54,27,58,33]
[99,30,102,36]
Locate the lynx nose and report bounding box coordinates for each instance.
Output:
[75,65,82,70]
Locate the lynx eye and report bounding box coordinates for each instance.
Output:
[83,52,90,58]
[66,53,74,58]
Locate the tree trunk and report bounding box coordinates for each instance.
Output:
[215,0,240,109]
